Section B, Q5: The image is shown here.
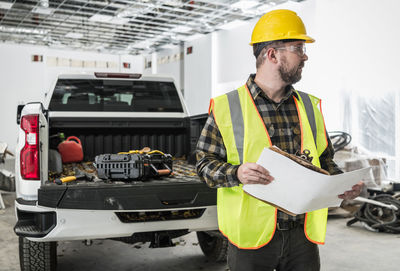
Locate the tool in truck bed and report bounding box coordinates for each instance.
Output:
[95,149,173,181]
[54,168,101,184]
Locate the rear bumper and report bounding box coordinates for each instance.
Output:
[15,200,218,242]
[15,179,218,241]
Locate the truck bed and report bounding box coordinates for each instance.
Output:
[39,159,215,211]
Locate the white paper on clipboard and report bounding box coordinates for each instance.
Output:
[242,148,371,215]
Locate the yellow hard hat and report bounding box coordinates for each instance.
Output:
[250,9,315,45]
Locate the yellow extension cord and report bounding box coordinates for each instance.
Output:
[118,149,166,155]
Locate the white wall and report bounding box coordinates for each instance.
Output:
[184,35,213,116]
[0,43,144,152]
[150,47,184,93]
[297,0,400,129]
[298,0,400,177]
[214,20,256,96]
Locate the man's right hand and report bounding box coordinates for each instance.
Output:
[237,163,274,185]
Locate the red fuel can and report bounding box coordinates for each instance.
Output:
[57,136,84,163]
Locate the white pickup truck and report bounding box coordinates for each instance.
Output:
[14,73,226,271]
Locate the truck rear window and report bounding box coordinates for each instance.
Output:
[49,79,184,112]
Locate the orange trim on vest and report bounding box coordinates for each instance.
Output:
[219,208,278,250]
[304,213,325,245]
[209,99,215,115]
[244,84,272,146]
[210,99,218,126]
[293,96,304,152]
[319,100,329,148]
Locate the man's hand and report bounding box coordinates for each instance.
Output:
[338,181,364,200]
[237,163,274,185]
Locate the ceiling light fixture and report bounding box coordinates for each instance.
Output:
[255,3,272,13]
[0,1,13,9]
[181,33,205,41]
[117,8,140,18]
[89,14,130,25]
[132,40,152,49]
[65,32,83,39]
[89,14,111,23]
[0,26,48,35]
[161,44,177,50]
[163,0,184,7]
[171,25,193,33]
[32,7,54,15]
[109,17,130,25]
[231,0,260,10]
[218,20,247,30]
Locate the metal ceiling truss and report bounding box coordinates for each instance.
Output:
[0,0,300,54]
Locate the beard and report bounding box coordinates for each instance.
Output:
[279,57,304,85]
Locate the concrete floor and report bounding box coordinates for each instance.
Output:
[1,192,400,271]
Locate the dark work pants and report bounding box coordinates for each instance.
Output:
[227,226,320,271]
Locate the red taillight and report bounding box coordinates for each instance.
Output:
[20,115,40,180]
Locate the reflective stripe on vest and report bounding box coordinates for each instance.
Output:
[211,85,329,249]
[298,90,317,146]
[227,90,245,164]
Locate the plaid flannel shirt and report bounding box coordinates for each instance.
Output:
[196,74,342,222]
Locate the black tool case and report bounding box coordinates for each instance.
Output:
[94,152,173,180]
[95,153,144,180]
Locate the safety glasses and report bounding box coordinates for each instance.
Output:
[275,44,306,57]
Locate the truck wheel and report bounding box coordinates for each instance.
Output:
[196,231,228,263]
[19,237,57,271]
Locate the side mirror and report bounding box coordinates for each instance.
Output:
[16,104,25,125]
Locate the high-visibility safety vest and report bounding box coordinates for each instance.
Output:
[209,84,329,249]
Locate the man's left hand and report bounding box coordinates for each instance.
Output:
[338,181,364,200]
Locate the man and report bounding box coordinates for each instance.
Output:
[196,9,363,271]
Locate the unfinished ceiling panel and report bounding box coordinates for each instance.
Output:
[0,0,304,54]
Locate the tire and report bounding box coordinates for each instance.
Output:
[19,237,57,271]
[196,231,228,263]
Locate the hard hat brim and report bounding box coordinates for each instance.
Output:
[249,34,315,45]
